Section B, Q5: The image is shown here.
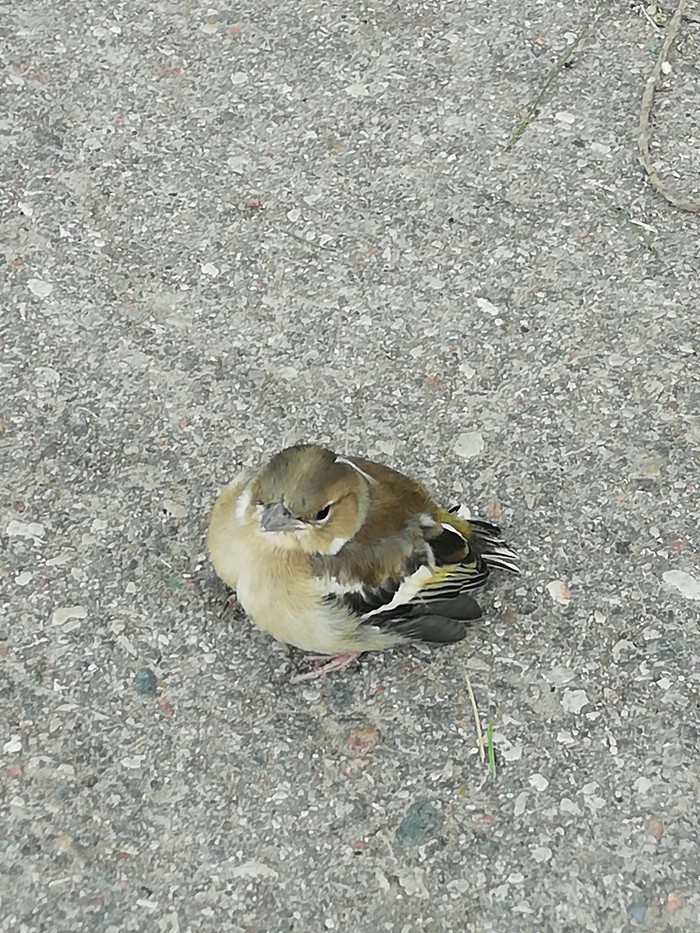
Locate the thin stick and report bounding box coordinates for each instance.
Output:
[638,0,700,212]
[464,673,486,763]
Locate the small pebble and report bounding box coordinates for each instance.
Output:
[662,569,700,600]
[329,682,352,711]
[396,799,442,847]
[627,904,646,923]
[133,668,158,695]
[346,726,380,751]
[454,431,484,459]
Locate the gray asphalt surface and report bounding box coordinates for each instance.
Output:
[2,1,699,931]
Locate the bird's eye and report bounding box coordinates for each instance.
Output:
[314,505,331,522]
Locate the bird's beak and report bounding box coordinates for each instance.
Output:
[260,502,305,533]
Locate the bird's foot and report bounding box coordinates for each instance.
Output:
[220,592,239,617]
[290,652,360,683]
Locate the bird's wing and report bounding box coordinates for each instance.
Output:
[319,545,486,647]
[319,510,519,645]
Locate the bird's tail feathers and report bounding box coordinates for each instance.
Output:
[468,518,521,575]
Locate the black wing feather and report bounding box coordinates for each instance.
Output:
[379,614,469,644]
[468,519,521,574]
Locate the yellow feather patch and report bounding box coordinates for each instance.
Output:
[422,565,454,586]
[420,563,479,595]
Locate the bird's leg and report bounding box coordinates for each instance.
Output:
[290,652,361,683]
[220,591,239,616]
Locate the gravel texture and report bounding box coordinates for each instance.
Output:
[2,1,699,931]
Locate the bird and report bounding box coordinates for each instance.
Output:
[207,443,519,681]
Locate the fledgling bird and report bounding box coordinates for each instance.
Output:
[207,444,519,681]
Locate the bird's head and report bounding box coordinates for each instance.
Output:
[248,444,372,555]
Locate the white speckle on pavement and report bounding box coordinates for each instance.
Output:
[663,569,700,600]
[28,278,53,298]
[547,580,571,604]
[561,689,589,713]
[6,520,45,541]
[454,432,484,458]
[51,606,88,627]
